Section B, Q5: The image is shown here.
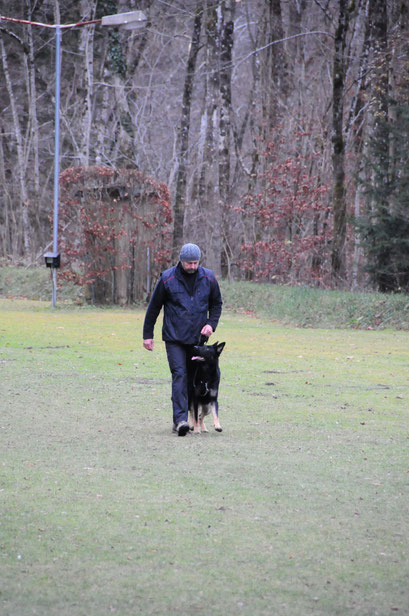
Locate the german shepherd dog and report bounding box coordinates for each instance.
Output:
[188,341,226,434]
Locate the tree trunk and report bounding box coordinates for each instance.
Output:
[0,126,10,256]
[347,1,371,289]
[218,1,235,276]
[95,71,111,164]
[25,2,40,196]
[345,0,371,150]
[330,0,350,283]
[260,0,288,137]
[0,34,31,256]
[78,0,96,166]
[369,0,389,159]
[202,3,222,275]
[172,8,203,260]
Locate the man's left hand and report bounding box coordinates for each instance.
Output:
[201,324,213,338]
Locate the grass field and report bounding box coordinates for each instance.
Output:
[1,299,408,615]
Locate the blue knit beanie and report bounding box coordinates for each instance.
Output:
[179,243,201,262]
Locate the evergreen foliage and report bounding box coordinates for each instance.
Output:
[358,100,409,292]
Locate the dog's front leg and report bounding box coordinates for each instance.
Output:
[189,407,195,432]
[192,400,201,434]
[211,403,222,432]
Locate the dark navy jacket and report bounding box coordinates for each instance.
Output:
[143,263,223,344]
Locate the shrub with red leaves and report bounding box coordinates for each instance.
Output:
[237,140,332,286]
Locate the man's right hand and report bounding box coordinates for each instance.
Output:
[143,339,154,351]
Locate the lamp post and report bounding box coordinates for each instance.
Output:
[0,11,147,307]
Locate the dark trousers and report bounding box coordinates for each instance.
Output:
[165,342,194,426]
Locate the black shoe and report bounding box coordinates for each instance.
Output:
[176,421,190,436]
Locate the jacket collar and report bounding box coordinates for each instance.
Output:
[176,262,204,279]
[175,262,203,293]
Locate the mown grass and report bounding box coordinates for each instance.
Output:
[1,265,408,330]
[0,265,82,303]
[1,299,408,615]
[220,280,409,330]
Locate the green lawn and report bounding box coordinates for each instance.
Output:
[1,299,408,615]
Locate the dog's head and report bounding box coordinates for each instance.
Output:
[191,341,225,363]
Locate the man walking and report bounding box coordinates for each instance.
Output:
[143,243,223,436]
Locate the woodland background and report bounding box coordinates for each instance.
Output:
[1,0,408,300]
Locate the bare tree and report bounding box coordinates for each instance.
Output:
[330,0,351,283]
[0,31,31,255]
[188,0,236,275]
[78,0,96,166]
[172,6,203,259]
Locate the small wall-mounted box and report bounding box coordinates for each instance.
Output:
[44,251,60,268]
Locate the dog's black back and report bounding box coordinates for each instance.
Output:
[188,342,225,425]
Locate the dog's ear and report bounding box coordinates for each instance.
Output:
[215,342,225,355]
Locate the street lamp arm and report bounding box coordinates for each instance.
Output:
[0,15,103,29]
[0,11,147,30]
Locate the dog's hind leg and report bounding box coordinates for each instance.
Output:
[211,402,222,432]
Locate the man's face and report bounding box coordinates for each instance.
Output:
[181,260,199,274]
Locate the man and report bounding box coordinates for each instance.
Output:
[143,243,223,436]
